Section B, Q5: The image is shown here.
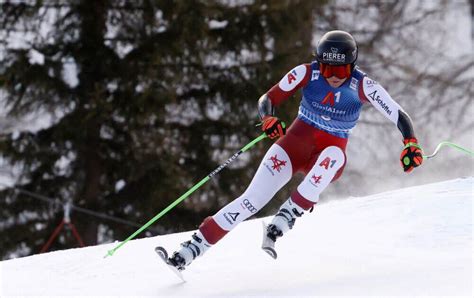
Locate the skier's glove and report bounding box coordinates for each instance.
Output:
[261,116,286,139]
[400,138,423,173]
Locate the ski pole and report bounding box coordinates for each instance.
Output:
[422,141,474,160]
[105,132,268,258]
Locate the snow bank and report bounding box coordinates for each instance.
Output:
[1,178,472,296]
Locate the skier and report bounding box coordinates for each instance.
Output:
[162,30,423,270]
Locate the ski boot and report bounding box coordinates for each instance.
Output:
[262,198,305,259]
[168,231,211,271]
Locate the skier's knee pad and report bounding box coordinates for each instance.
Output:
[295,146,345,204]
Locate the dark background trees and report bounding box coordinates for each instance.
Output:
[0,0,322,259]
[1,0,472,260]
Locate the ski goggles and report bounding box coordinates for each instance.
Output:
[319,63,352,79]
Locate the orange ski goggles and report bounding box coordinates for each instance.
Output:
[320,63,352,79]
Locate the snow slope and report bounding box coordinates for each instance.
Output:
[1,178,472,296]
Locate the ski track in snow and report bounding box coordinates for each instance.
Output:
[0,177,472,296]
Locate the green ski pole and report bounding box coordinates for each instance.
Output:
[105,132,268,258]
[422,141,474,160]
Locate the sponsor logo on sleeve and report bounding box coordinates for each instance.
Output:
[287,69,297,84]
[311,70,320,81]
[367,90,392,116]
[350,77,358,90]
[279,65,306,91]
[365,79,378,87]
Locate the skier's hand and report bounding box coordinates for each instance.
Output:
[261,116,286,139]
[400,138,423,173]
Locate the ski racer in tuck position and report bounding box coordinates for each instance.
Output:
[162,30,424,270]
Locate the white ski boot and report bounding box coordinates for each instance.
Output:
[262,198,305,259]
[167,231,211,270]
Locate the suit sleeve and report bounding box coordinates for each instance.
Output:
[267,64,311,106]
[258,64,311,119]
[361,76,415,139]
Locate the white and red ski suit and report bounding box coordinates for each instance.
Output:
[198,62,416,245]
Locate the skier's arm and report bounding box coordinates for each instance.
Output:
[258,64,311,139]
[258,93,274,119]
[361,77,415,139]
[258,64,311,120]
[361,77,423,172]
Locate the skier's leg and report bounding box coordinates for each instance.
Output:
[211,143,292,231]
[170,143,293,268]
[266,146,346,242]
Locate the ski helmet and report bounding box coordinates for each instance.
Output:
[315,30,358,66]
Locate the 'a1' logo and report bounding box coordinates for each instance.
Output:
[287,69,297,84]
[319,157,336,169]
[321,91,341,107]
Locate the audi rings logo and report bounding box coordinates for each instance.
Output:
[242,199,257,213]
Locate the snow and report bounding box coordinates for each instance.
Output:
[208,19,229,29]
[115,179,126,192]
[0,177,472,296]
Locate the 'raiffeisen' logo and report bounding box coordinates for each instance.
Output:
[367,90,392,116]
[310,174,322,187]
[264,154,287,176]
[269,155,287,172]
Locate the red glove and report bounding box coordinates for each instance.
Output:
[261,116,286,139]
[400,138,423,173]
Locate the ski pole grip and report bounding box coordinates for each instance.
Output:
[403,142,422,151]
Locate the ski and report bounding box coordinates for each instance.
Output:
[155,246,186,282]
[261,222,278,259]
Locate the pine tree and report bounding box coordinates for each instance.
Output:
[0,0,321,259]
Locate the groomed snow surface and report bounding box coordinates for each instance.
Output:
[1,178,472,296]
